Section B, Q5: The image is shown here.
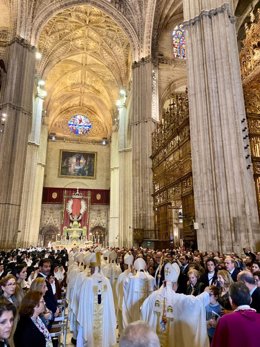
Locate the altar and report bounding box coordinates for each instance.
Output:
[61,188,91,243]
[64,220,86,240]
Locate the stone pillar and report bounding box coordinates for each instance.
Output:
[131,58,155,234]
[29,122,48,246]
[117,91,133,247]
[109,125,119,247]
[183,0,260,252]
[17,86,47,247]
[0,37,35,248]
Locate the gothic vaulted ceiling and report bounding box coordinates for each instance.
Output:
[37,4,132,142]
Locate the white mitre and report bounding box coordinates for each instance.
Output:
[103,249,111,260]
[164,262,180,283]
[75,252,84,264]
[83,251,92,266]
[134,257,146,271]
[89,247,102,267]
[109,250,117,262]
[124,253,134,268]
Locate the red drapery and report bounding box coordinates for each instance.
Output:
[62,189,91,238]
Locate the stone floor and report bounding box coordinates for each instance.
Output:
[62,325,119,346]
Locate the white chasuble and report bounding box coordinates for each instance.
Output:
[77,273,116,347]
[122,271,155,328]
[141,286,210,347]
[116,269,132,333]
[69,271,88,333]
[102,262,122,312]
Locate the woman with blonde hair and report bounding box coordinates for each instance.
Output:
[186,268,204,296]
[30,278,48,296]
[216,269,233,311]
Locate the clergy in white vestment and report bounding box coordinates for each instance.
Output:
[122,257,155,328]
[69,252,91,341]
[141,262,210,347]
[101,249,111,267]
[102,250,122,313]
[76,249,117,347]
[116,252,134,334]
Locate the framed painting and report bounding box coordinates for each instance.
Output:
[59,150,97,179]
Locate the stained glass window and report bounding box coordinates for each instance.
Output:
[172,24,186,59]
[68,114,92,135]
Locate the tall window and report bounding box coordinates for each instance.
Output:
[172,24,186,59]
[68,114,92,135]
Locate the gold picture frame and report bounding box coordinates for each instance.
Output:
[59,150,97,179]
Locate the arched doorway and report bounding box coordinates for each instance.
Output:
[39,225,59,247]
[90,226,107,246]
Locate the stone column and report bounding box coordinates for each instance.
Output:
[0,37,35,248]
[28,122,48,246]
[109,125,119,247]
[183,0,260,252]
[117,91,133,247]
[131,58,155,234]
[17,86,47,247]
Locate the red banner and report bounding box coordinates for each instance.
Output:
[62,189,91,238]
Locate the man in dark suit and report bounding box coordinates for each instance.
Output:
[237,270,260,313]
[37,258,59,318]
[224,256,240,282]
[177,255,190,293]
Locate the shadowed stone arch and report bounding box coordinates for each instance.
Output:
[39,224,59,246]
[31,0,140,59]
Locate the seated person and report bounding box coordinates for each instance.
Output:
[14,291,53,347]
[0,275,18,307]
[0,298,16,347]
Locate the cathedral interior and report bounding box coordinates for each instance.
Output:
[0,0,260,253]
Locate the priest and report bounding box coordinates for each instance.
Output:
[76,249,116,347]
[102,250,122,312]
[122,257,155,328]
[116,252,134,334]
[141,262,210,347]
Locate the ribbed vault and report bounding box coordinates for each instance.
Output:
[37,4,132,141]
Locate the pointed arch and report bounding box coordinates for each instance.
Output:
[31,0,140,59]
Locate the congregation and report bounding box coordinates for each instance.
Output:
[0,246,260,347]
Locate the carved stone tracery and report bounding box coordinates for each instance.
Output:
[36,4,132,141]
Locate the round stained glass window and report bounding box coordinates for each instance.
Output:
[68,114,92,135]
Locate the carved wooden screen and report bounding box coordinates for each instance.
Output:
[151,92,196,248]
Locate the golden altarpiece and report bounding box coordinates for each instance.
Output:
[151,92,196,248]
[240,8,260,219]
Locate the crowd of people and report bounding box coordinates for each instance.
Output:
[0,248,68,346]
[0,245,259,346]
